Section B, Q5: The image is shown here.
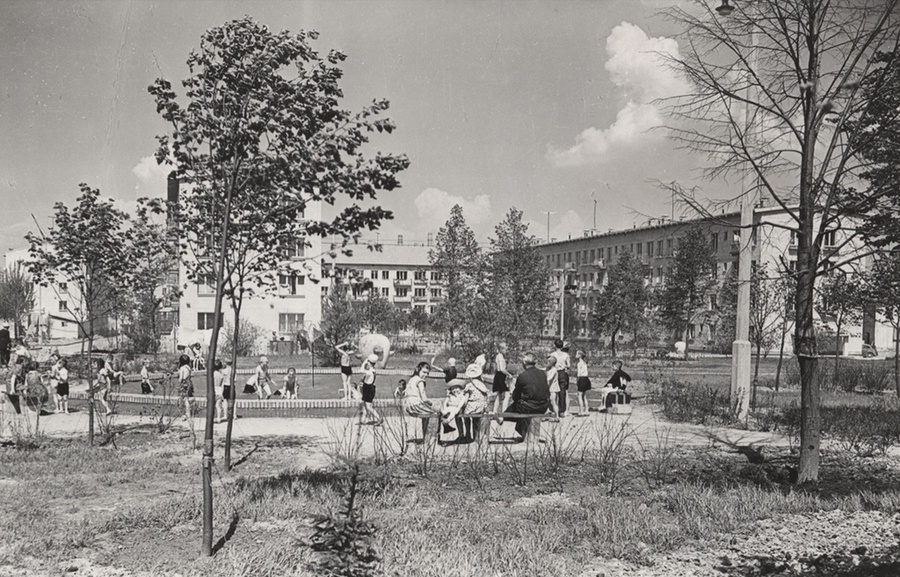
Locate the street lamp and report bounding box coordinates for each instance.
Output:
[718,0,757,422]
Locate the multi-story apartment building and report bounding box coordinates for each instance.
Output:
[4,248,83,341]
[170,177,323,346]
[326,237,443,314]
[537,206,888,355]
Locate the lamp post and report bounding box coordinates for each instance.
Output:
[541,211,557,243]
[718,0,756,422]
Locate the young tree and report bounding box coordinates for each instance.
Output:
[26,184,135,446]
[430,205,482,348]
[666,0,899,483]
[355,290,396,334]
[865,252,900,397]
[487,208,552,352]
[815,270,862,383]
[122,201,180,354]
[749,263,788,401]
[712,265,737,354]
[592,251,648,357]
[149,17,408,556]
[0,262,34,338]
[656,226,716,359]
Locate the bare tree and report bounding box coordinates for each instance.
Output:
[666,0,899,483]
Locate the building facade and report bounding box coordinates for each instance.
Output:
[537,207,887,355]
[326,238,443,314]
[4,248,81,341]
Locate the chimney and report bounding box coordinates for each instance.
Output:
[397,235,403,245]
[167,172,179,204]
[427,233,433,247]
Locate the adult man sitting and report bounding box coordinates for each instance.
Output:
[505,352,550,441]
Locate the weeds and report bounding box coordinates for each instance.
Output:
[647,377,734,426]
[634,425,682,490]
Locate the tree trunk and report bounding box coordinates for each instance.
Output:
[775,318,788,392]
[610,329,617,358]
[224,304,242,470]
[683,321,691,360]
[834,318,843,390]
[894,331,899,398]
[87,327,95,447]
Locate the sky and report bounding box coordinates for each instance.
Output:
[0,0,732,255]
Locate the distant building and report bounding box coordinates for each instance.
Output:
[325,237,443,314]
[4,248,81,341]
[537,206,889,355]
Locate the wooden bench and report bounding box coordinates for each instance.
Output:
[414,411,555,445]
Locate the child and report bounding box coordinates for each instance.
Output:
[213,360,227,423]
[335,342,356,399]
[253,356,274,400]
[550,339,571,417]
[546,355,560,420]
[394,378,407,400]
[575,350,591,415]
[56,358,70,414]
[283,367,297,400]
[107,355,125,389]
[140,360,154,394]
[177,354,194,420]
[439,378,468,443]
[492,342,514,419]
[95,358,113,416]
[48,354,61,412]
[358,354,383,426]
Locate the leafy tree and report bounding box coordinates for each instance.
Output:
[712,265,738,355]
[430,205,483,348]
[319,282,361,366]
[355,290,396,334]
[864,252,900,397]
[656,226,716,359]
[121,201,180,354]
[149,17,407,555]
[666,0,899,483]
[592,251,648,357]
[26,184,135,446]
[487,208,552,353]
[815,270,863,384]
[0,262,34,338]
[845,51,900,247]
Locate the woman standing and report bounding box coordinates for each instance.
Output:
[550,339,571,417]
[402,361,439,440]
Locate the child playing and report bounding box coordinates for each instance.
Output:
[439,378,468,443]
[335,342,356,399]
[358,354,383,426]
[140,360,154,394]
[56,358,70,414]
[213,360,227,423]
[575,350,591,415]
[546,355,561,420]
[282,367,297,400]
[95,358,113,416]
[394,378,407,400]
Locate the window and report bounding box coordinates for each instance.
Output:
[370,270,378,279]
[198,312,224,330]
[414,305,425,312]
[281,240,305,259]
[58,301,67,312]
[431,288,442,298]
[431,272,442,282]
[396,270,408,280]
[278,313,304,333]
[657,240,663,255]
[414,271,426,281]
[711,233,718,251]
[822,230,837,248]
[666,239,674,255]
[396,287,408,297]
[278,273,305,295]
[590,249,595,262]
[381,271,390,280]
[429,306,436,314]
[381,287,389,297]
[415,288,426,297]
[607,247,613,260]
[636,243,643,255]
[647,242,653,257]
[58,282,68,294]
[198,273,215,295]
[630,244,635,253]
[614,246,618,255]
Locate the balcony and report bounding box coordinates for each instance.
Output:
[393,279,411,288]
[413,294,428,302]
[393,294,412,303]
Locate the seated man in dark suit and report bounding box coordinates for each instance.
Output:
[505,352,551,441]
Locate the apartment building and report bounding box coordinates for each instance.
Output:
[4,248,83,341]
[537,206,884,354]
[326,237,443,313]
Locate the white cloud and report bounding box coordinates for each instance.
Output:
[131,156,171,191]
[413,188,492,232]
[549,22,691,167]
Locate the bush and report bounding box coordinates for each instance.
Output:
[220,319,266,357]
[779,357,891,394]
[647,377,734,426]
[775,398,900,456]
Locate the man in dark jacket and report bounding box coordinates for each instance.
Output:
[0,323,11,368]
[506,352,551,440]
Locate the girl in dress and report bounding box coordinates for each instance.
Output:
[177,354,193,420]
[546,355,560,420]
[402,361,439,439]
[213,359,227,423]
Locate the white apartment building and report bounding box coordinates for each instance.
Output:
[326,237,443,313]
[4,248,81,341]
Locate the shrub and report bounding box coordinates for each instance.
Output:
[221,319,266,357]
[775,398,900,456]
[782,357,892,393]
[647,377,734,426]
